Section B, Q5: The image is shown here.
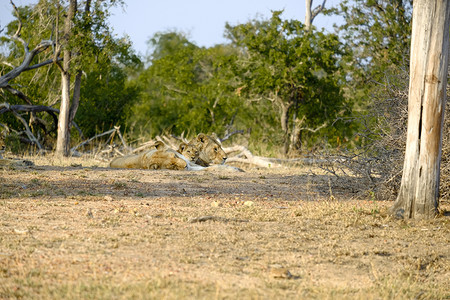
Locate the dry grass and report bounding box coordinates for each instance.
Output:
[0,156,449,299]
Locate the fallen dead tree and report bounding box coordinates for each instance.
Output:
[223,145,281,168]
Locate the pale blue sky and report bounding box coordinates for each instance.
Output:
[0,0,342,55]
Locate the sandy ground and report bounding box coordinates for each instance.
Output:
[0,157,449,299]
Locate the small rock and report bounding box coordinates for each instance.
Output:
[269,265,293,279]
[243,201,254,207]
[86,209,94,218]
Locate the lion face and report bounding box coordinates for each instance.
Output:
[178,142,199,162]
[190,133,227,167]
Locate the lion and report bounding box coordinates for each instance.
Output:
[109,141,200,170]
[188,133,227,167]
[109,133,243,172]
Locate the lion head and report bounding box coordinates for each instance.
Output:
[178,142,199,162]
[189,133,227,167]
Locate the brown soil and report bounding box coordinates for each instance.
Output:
[0,157,449,299]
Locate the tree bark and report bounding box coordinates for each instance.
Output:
[305,0,326,31]
[55,0,77,157]
[391,0,450,219]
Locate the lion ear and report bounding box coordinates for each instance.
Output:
[154,141,165,150]
[197,133,207,143]
[178,142,187,152]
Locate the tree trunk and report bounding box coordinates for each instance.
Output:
[55,0,77,157]
[305,0,326,31]
[56,71,71,156]
[305,0,313,31]
[278,99,292,155]
[391,0,450,219]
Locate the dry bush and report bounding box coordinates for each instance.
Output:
[324,68,450,201]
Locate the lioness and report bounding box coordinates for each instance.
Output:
[109,133,241,171]
[109,141,200,170]
[189,133,227,167]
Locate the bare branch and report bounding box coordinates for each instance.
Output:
[3,104,43,150]
[70,128,117,153]
[0,39,54,88]
[25,57,61,71]
[10,0,22,39]
[311,0,327,22]
[3,85,34,105]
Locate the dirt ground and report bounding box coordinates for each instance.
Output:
[0,156,449,299]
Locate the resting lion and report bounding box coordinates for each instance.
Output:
[109,133,242,172]
[109,141,200,170]
[187,133,244,171]
[188,133,227,167]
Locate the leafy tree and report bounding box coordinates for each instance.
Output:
[130,32,242,138]
[75,63,141,138]
[225,11,353,153]
[335,0,412,82]
[0,0,140,152]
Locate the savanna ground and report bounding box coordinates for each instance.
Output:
[0,155,449,299]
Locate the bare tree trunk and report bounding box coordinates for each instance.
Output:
[305,0,313,30]
[305,0,326,31]
[55,0,77,157]
[391,0,450,219]
[56,70,71,156]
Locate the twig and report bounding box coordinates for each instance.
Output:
[188,215,249,223]
[70,128,116,153]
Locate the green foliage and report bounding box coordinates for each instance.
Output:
[129,31,242,138]
[75,64,141,138]
[332,0,413,143]
[4,2,414,155]
[225,11,353,149]
[335,0,412,81]
[0,0,141,146]
[129,12,354,152]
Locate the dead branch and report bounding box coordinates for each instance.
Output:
[0,1,56,90]
[115,126,129,151]
[0,39,54,89]
[132,141,160,154]
[10,110,42,150]
[70,128,117,153]
[311,0,327,22]
[188,215,249,223]
[224,145,281,168]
